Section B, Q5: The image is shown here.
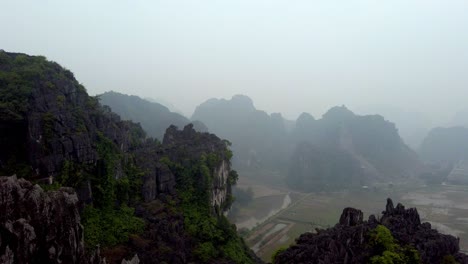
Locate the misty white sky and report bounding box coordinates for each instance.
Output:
[2,0,468,123]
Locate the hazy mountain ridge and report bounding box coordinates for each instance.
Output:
[290,105,422,190]
[418,126,468,185]
[193,96,422,190]
[192,94,291,172]
[419,126,468,164]
[98,91,208,140]
[354,105,434,149]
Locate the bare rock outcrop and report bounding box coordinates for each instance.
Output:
[274,199,468,264]
[0,175,85,264]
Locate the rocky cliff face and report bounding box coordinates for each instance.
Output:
[162,124,233,214]
[133,123,232,212]
[0,175,88,264]
[274,199,468,264]
[132,143,176,202]
[0,51,259,264]
[0,52,143,203]
[211,159,229,210]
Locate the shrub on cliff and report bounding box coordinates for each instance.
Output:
[369,225,421,264]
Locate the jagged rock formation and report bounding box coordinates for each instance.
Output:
[132,143,176,202]
[0,51,260,264]
[0,175,91,264]
[211,159,230,210]
[117,124,259,264]
[162,124,233,213]
[274,199,468,264]
[0,51,142,201]
[120,254,139,264]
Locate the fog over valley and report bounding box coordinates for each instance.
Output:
[2,1,468,263]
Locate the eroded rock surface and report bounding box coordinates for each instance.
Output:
[0,175,85,264]
[274,198,468,264]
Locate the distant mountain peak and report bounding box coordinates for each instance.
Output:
[98,91,194,139]
[231,94,254,107]
[322,105,355,121]
[297,112,315,123]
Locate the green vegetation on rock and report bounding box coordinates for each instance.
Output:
[82,204,145,248]
[368,225,421,264]
[0,51,257,263]
[82,132,145,248]
[166,152,254,264]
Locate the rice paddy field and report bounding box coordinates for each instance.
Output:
[232,177,468,262]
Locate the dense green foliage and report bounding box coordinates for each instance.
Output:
[0,52,78,121]
[0,53,52,177]
[164,153,254,263]
[0,53,44,120]
[82,204,145,248]
[81,132,145,248]
[0,52,256,263]
[368,225,421,264]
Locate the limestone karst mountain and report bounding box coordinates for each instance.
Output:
[289,106,422,190]
[193,96,421,190]
[192,95,291,172]
[0,51,260,264]
[419,126,468,165]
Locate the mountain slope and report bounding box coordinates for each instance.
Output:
[289,106,422,190]
[419,126,468,185]
[192,95,291,172]
[193,95,421,190]
[0,51,259,264]
[419,126,468,164]
[98,91,207,140]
